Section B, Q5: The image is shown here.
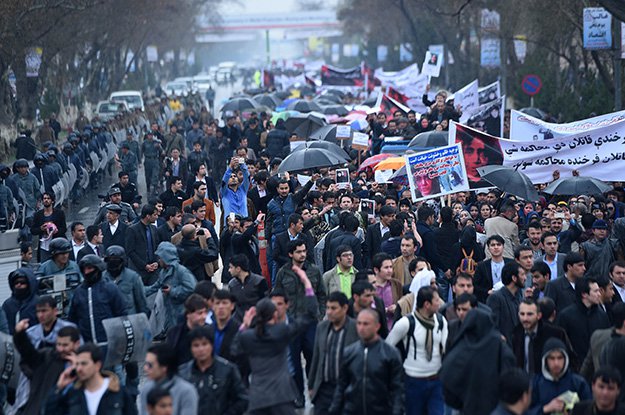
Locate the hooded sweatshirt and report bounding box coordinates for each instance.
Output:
[2,268,38,333]
[145,242,196,331]
[528,338,591,415]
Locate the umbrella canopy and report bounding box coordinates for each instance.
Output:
[374,156,406,172]
[315,94,342,104]
[253,94,282,109]
[278,147,346,173]
[408,131,449,149]
[477,165,540,201]
[284,112,327,138]
[274,90,291,100]
[271,110,300,124]
[358,153,394,172]
[287,99,323,113]
[542,176,612,196]
[321,105,349,116]
[292,141,350,161]
[221,97,258,113]
[309,124,353,142]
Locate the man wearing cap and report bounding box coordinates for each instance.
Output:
[580,219,623,279]
[100,204,127,251]
[111,171,140,209]
[119,141,139,186]
[93,187,136,225]
[141,131,164,194]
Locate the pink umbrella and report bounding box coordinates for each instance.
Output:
[358,153,394,172]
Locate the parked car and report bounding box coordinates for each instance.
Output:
[95,100,129,121]
[109,90,144,111]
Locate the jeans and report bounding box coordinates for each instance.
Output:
[405,376,444,415]
[268,234,277,287]
[289,320,316,401]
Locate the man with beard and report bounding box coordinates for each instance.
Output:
[30,192,67,262]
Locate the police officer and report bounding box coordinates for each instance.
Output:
[11,158,41,217]
[93,187,136,225]
[31,152,60,194]
[123,129,141,159]
[141,131,163,194]
[119,142,139,186]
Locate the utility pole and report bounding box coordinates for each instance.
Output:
[265,30,270,65]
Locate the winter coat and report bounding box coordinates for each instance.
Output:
[2,267,38,333]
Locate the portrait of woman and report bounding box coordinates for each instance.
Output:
[414,172,441,198]
[455,124,503,189]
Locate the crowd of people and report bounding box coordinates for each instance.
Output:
[0,82,624,415]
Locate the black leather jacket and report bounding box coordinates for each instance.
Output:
[329,338,404,415]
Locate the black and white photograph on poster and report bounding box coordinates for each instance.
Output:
[465,96,505,137]
[336,168,350,189]
[478,80,501,105]
[360,199,375,218]
[422,51,442,78]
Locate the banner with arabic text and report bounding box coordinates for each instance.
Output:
[509,109,625,141]
[405,144,469,202]
[321,64,364,86]
[450,121,625,189]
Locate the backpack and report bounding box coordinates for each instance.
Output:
[458,248,477,276]
[398,312,444,361]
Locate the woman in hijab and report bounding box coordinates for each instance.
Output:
[450,225,485,277]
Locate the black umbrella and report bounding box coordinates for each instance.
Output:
[542,176,612,196]
[309,124,353,144]
[274,90,291,100]
[321,105,349,116]
[221,97,258,113]
[253,94,282,109]
[284,113,327,138]
[292,141,350,161]
[408,131,449,149]
[287,99,322,113]
[315,94,342,104]
[278,147,346,173]
[477,165,539,201]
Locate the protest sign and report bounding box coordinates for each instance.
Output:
[480,38,501,67]
[450,120,625,187]
[374,63,419,85]
[360,199,375,218]
[509,109,625,141]
[336,168,350,189]
[422,51,442,78]
[478,80,500,105]
[352,132,369,150]
[374,169,393,184]
[405,144,469,202]
[336,125,351,139]
[454,80,479,123]
[583,7,612,50]
[465,96,505,137]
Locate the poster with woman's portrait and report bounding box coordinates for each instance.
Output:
[405,144,470,202]
[449,121,504,189]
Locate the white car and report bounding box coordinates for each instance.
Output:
[164,81,189,96]
[193,75,212,93]
[174,77,197,93]
[96,100,129,121]
[109,90,144,111]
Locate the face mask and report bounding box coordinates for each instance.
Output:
[14,286,29,300]
[106,258,124,277]
[83,269,101,285]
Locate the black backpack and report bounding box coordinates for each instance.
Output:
[398,312,444,361]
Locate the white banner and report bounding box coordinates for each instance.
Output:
[480,38,501,67]
[374,63,419,86]
[454,80,479,123]
[450,121,625,187]
[509,109,625,141]
[583,7,612,50]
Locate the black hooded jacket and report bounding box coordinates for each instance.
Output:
[2,268,38,333]
[440,308,516,415]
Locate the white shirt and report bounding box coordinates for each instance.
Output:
[543,254,558,280]
[614,282,625,302]
[109,220,119,236]
[87,242,100,257]
[380,222,390,237]
[491,259,505,285]
[84,377,110,415]
[386,312,448,377]
[72,240,85,259]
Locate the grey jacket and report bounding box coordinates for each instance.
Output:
[309,317,359,401]
[11,172,41,209]
[104,268,149,316]
[580,328,619,381]
[139,375,198,415]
